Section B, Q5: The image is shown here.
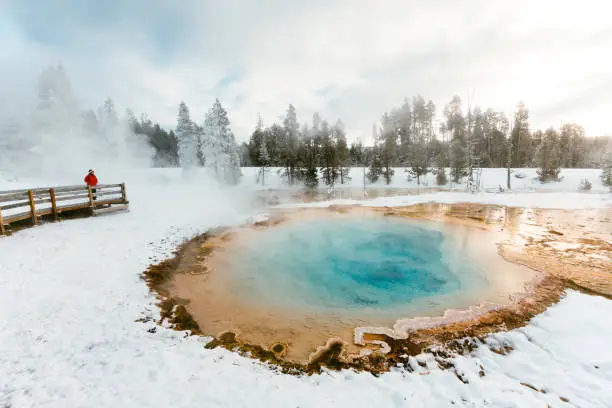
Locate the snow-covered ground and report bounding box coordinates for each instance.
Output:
[240,167,612,194]
[1,168,611,407]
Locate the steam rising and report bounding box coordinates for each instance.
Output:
[0,65,154,183]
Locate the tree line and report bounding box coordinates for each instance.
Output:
[240,96,612,188]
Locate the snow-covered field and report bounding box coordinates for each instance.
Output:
[1,168,611,407]
[239,167,612,194]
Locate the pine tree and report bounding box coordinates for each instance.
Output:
[319,120,338,186]
[194,123,206,166]
[280,104,300,185]
[560,123,587,168]
[601,141,612,187]
[249,115,266,165]
[257,132,270,187]
[334,120,351,184]
[379,114,397,184]
[349,140,366,166]
[511,102,531,167]
[176,101,198,169]
[535,127,561,182]
[601,163,612,188]
[395,98,413,165]
[435,167,448,186]
[202,98,242,184]
[367,149,383,183]
[367,125,383,183]
[445,95,467,183]
[425,100,436,143]
[302,134,319,190]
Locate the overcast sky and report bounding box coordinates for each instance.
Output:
[1,0,611,143]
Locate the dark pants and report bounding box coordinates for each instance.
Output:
[92,188,97,200]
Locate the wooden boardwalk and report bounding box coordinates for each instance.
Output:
[0,183,128,235]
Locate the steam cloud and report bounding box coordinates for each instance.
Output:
[0,64,155,184]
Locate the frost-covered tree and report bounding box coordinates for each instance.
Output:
[202,98,242,184]
[535,127,561,182]
[176,101,199,170]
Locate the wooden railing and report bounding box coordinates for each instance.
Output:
[0,183,128,235]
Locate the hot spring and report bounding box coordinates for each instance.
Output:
[226,217,489,315]
[168,207,538,362]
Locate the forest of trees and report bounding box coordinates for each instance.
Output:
[242,96,612,188]
[0,64,611,188]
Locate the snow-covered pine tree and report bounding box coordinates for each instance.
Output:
[202,98,242,184]
[176,101,198,170]
[193,123,206,167]
[535,127,561,182]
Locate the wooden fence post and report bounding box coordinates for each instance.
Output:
[28,190,37,226]
[120,183,127,203]
[49,188,58,221]
[87,185,94,207]
[0,207,5,235]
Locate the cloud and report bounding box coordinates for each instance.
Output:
[2,0,612,144]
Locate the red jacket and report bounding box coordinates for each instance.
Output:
[84,174,98,186]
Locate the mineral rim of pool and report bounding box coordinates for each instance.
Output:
[169,208,538,362]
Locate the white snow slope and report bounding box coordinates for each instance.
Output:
[1,169,611,408]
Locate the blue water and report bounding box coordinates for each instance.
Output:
[226,217,488,313]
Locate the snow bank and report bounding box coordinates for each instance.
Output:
[1,169,611,407]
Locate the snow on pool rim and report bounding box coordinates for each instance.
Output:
[166,205,542,362]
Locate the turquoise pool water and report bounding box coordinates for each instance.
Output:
[225,217,490,315]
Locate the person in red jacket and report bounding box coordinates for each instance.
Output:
[84,169,98,200]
